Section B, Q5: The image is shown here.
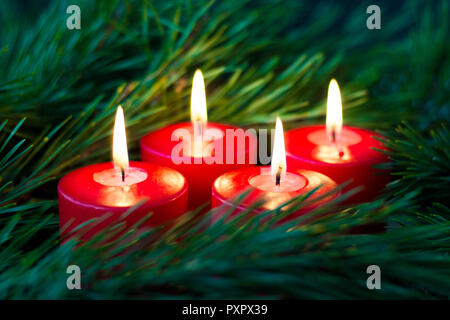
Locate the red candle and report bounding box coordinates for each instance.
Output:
[140,70,256,209]
[286,79,389,203]
[58,107,188,242]
[212,118,339,224]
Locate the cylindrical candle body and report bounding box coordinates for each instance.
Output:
[140,122,257,209]
[285,125,389,203]
[58,161,188,242]
[211,166,339,225]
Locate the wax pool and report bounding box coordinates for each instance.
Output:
[211,166,339,224]
[140,122,256,209]
[58,161,188,242]
[285,125,390,203]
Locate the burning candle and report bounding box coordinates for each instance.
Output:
[211,117,339,224]
[140,70,257,209]
[58,106,188,242]
[286,79,390,203]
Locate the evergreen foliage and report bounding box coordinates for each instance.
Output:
[0,0,449,299]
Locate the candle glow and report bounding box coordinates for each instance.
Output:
[271,117,287,185]
[326,79,343,143]
[113,105,129,172]
[190,69,207,157]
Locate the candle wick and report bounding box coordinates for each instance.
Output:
[275,165,282,186]
[195,120,204,138]
[121,167,125,182]
[331,128,344,157]
[331,129,336,143]
[193,120,204,157]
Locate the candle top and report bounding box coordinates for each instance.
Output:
[213,166,339,213]
[140,122,256,160]
[93,167,148,186]
[249,168,307,192]
[58,161,187,209]
[286,125,388,165]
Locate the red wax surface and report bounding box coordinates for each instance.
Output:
[58,161,188,241]
[211,166,339,224]
[140,122,256,209]
[286,125,390,203]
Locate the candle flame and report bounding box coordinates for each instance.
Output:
[113,105,129,171]
[326,79,343,143]
[271,117,287,185]
[190,69,207,125]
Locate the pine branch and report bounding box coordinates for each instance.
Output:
[2,193,450,299]
[380,122,450,208]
